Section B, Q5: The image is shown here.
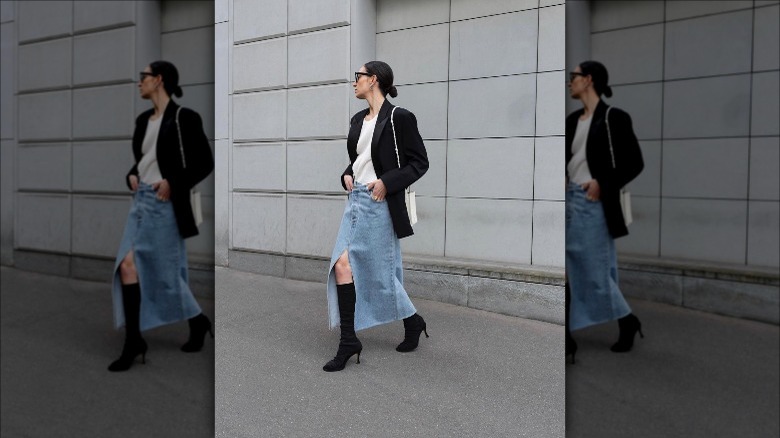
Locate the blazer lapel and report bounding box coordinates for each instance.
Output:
[370,99,393,164]
[585,100,608,152]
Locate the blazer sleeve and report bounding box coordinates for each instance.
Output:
[602,109,643,194]
[341,163,354,190]
[168,108,214,192]
[380,109,429,195]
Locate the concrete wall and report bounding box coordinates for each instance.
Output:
[215,0,566,324]
[571,1,779,323]
[1,2,16,266]
[2,1,215,294]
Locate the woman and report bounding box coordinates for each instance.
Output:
[109,61,214,372]
[323,61,429,372]
[565,61,644,363]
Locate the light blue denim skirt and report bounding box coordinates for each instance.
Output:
[327,182,417,331]
[565,182,631,331]
[112,182,201,331]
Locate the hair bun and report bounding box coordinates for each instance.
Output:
[388,85,398,98]
[603,85,613,98]
[174,86,183,98]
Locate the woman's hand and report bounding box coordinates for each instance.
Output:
[581,179,600,201]
[343,174,354,192]
[366,179,387,201]
[128,175,139,192]
[152,179,171,201]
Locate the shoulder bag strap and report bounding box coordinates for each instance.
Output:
[175,106,186,169]
[390,106,401,169]
[605,106,616,169]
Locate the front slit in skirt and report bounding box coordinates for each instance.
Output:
[327,182,417,331]
[112,182,202,331]
[565,182,631,331]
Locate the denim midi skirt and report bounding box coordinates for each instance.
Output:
[112,182,202,331]
[565,182,631,331]
[327,182,417,331]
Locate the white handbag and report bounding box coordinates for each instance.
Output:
[390,106,417,226]
[605,106,632,227]
[175,106,203,227]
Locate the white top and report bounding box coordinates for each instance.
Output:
[138,116,163,184]
[567,115,593,185]
[353,115,379,184]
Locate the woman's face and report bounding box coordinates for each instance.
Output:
[352,66,375,100]
[138,66,159,99]
[568,66,590,100]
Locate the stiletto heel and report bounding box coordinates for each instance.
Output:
[611,313,643,353]
[108,337,148,372]
[396,314,428,352]
[356,351,361,364]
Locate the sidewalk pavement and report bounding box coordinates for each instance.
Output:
[567,298,779,437]
[215,267,565,438]
[0,266,214,438]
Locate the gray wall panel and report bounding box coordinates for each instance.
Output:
[17,143,71,191]
[161,26,215,86]
[233,37,286,92]
[1,23,14,139]
[18,90,71,141]
[538,4,565,72]
[286,195,344,257]
[73,27,134,85]
[74,1,135,33]
[536,71,565,136]
[665,1,753,21]
[214,139,229,265]
[1,1,14,23]
[449,10,538,79]
[232,90,287,141]
[606,83,663,140]
[753,5,780,71]
[399,196,446,257]
[161,0,213,31]
[286,140,347,193]
[412,139,446,197]
[625,140,662,197]
[177,83,216,139]
[663,75,751,139]
[233,0,286,42]
[288,0,349,33]
[532,200,565,267]
[749,137,780,201]
[376,24,449,85]
[615,196,661,256]
[18,37,72,91]
[376,0,449,32]
[448,74,536,138]
[1,141,14,264]
[664,11,752,80]
[16,194,71,252]
[232,193,286,251]
[450,0,537,21]
[215,22,229,140]
[534,136,565,201]
[591,25,664,85]
[18,1,72,43]
[391,83,448,140]
[747,201,780,267]
[751,71,780,136]
[232,143,286,191]
[287,84,349,139]
[591,1,664,32]
[445,198,533,264]
[661,138,749,199]
[447,137,534,199]
[71,195,130,258]
[288,27,349,86]
[72,84,135,139]
[661,198,747,264]
[72,141,134,193]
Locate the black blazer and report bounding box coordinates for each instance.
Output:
[565,100,643,239]
[341,99,429,239]
[126,101,214,239]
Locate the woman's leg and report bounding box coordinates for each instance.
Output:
[109,250,147,372]
[323,251,362,372]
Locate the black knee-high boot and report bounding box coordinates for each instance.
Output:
[181,313,214,353]
[323,283,362,372]
[396,313,429,352]
[108,283,148,372]
[565,281,577,364]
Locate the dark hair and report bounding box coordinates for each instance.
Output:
[363,61,398,98]
[149,60,183,98]
[579,60,612,98]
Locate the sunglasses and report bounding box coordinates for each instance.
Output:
[569,72,587,81]
[139,72,156,82]
[354,71,372,82]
